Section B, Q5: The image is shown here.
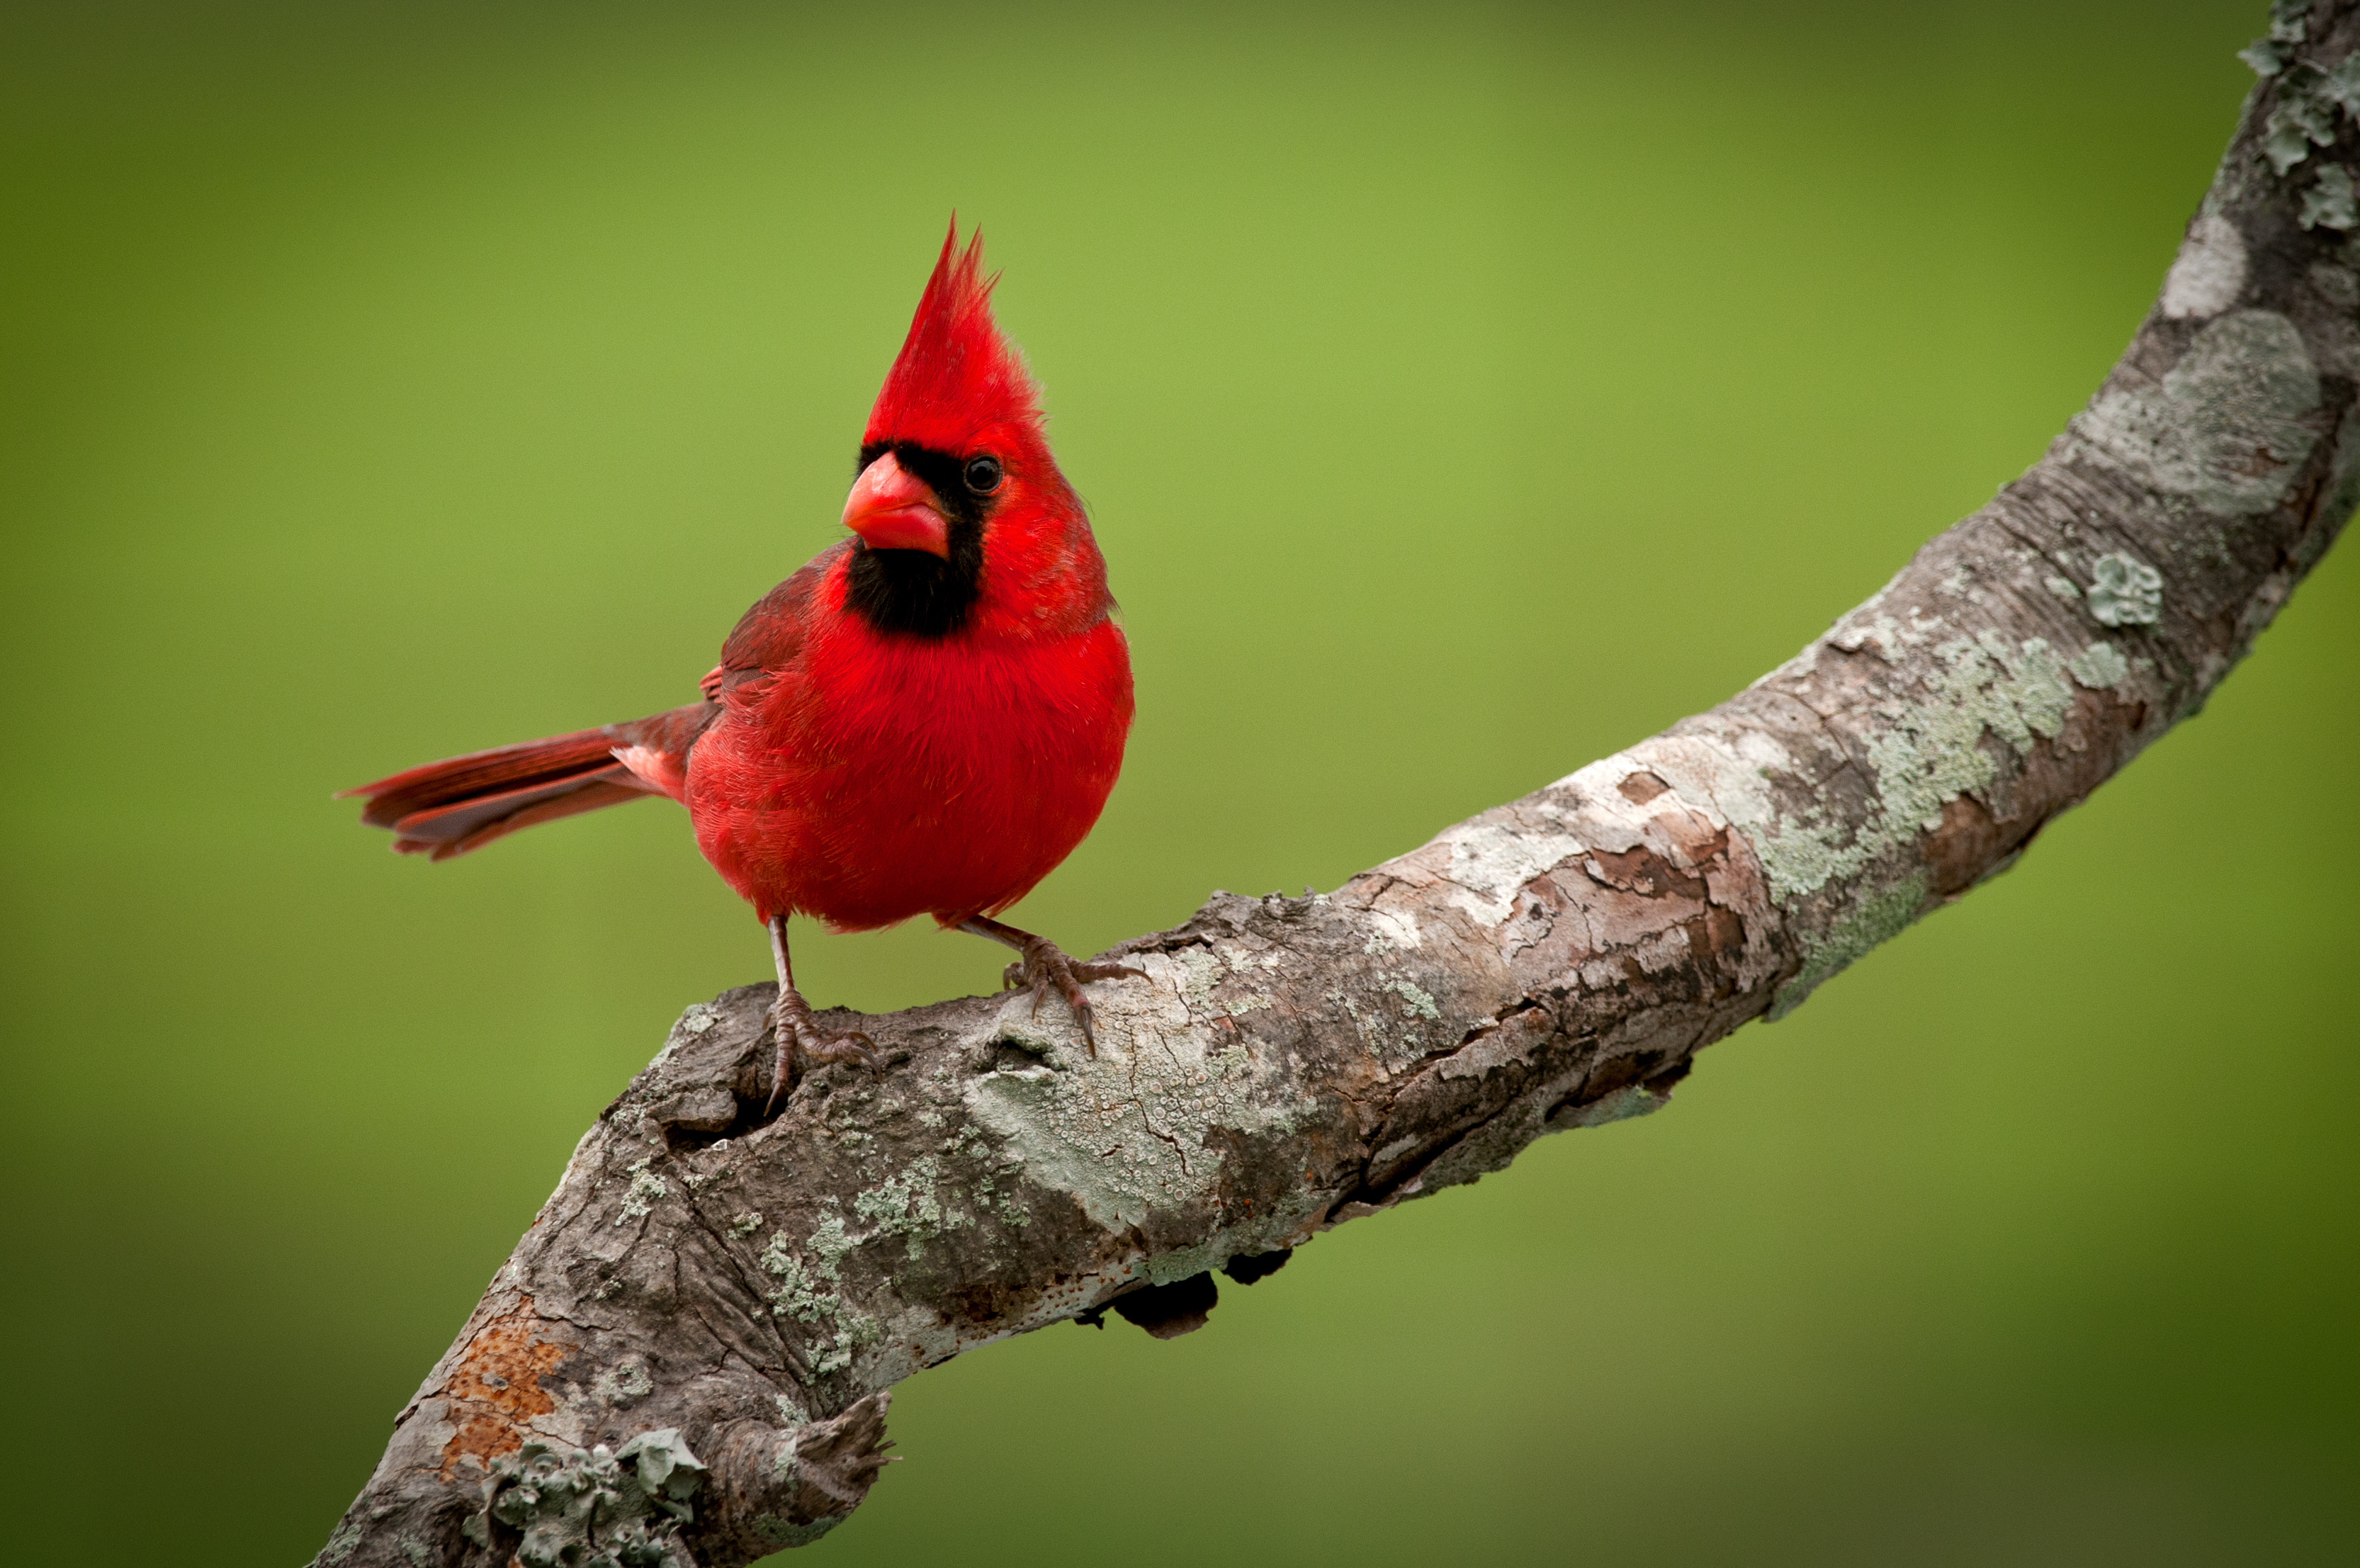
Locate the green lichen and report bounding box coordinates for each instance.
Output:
[1746,812,1861,907]
[616,1160,667,1226]
[618,1432,706,1508]
[758,1237,840,1326]
[1749,633,2072,904]
[1381,977,1440,1020]
[2242,4,2360,229]
[2240,0,2312,77]
[853,1156,973,1259]
[988,1174,1032,1227]
[1171,944,1226,1015]
[757,1228,880,1375]
[808,1213,857,1276]
[2266,80,2338,171]
[1768,871,1931,1021]
[1866,633,2072,825]
[810,1319,881,1376]
[2087,553,2163,627]
[1739,634,2068,1019]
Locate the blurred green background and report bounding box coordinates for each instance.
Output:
[4,2,2354,1564]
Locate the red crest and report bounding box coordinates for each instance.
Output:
[864,222,1041,454]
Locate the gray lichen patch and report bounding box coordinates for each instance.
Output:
[2301,164,2358,232]
[961,953,1316,1234]
[2073,310,2321,514]
[1829,604,1944,662]
[460,1428,706,1568]
[2238,1,2317,83]
[2068,641,2132,690]
[592,1358,653,1407]
[2087,553,2164,628]
[2162,213,2249,318]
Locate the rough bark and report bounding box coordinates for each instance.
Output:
[314,11,2360,1565]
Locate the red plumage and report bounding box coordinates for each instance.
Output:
[346,223,1138,1088]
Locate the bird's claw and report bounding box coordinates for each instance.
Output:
[1001,941,1146,1056]
[764,995,880,1115]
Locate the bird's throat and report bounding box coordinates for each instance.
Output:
[844,530,983,637]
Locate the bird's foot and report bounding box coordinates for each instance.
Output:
[999,937,1146,1056]
[765,988,879,1115]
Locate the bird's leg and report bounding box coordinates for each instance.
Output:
[764,915,879,1115]
[959,915,1146,1056]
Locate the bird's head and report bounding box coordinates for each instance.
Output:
[839,222,1107,638]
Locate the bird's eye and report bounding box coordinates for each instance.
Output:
[963,456,1003,495]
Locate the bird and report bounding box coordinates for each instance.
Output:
[344,222,1141,1110]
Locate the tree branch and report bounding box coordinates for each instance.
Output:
[314,11,2360,1564]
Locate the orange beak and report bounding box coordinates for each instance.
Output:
[841,451,950,558]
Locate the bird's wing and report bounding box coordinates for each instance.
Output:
[708,548,841,703]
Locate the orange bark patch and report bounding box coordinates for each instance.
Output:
[438,1307,568,1477]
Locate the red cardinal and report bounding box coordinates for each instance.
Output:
[346,225,1140,1107]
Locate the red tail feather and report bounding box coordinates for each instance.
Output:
[342,704,712,860]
